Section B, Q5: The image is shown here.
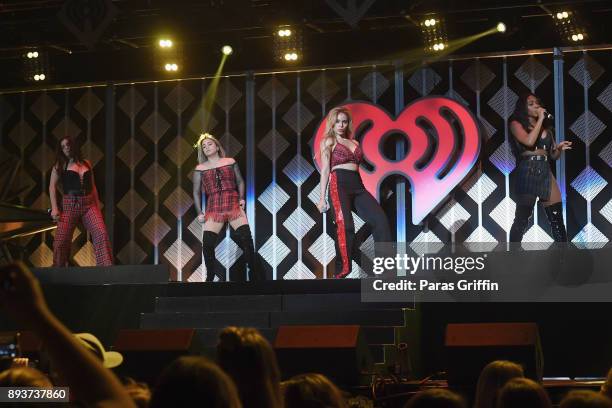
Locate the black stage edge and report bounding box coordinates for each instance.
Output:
[32,264,170,284]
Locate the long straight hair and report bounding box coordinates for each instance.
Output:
[54,135,86,176]
[509,93,554,157]
[195,133,227,163]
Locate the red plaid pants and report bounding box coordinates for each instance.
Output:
[52,195,113,267]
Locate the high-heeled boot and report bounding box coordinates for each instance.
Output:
[202,231,219,282]
[234,225,264,281]
[509,204,533,242]
[544,202,567,242]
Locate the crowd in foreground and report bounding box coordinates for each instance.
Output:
[0,262,610,408]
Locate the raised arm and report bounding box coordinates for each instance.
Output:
[192,170,205,222]
[49,166,61,221]
[510,108,546,148]
[317,139,331,213]
[0,262,135,407]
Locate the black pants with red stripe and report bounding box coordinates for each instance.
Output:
[53,194,113,267]
[329,169,391,278]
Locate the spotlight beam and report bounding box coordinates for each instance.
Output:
[382,25,508,71]
[199,53,230,131]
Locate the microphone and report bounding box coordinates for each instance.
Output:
[545,112,554,120]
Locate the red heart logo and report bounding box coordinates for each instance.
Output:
[313,97,481,224]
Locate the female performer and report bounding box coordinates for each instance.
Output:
[193,133,261,282]
[317,106,391,278]
[49,135,113,266]
[509,94,572,242]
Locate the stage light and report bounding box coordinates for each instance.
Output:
[159,39,173,48]
[420,16,448,53]
[274,26,302,62]
[164,63,179,71]
[552,9,586,43]
[497,22,506,33]
[154,37,182,73]
[22,49,49,83]
[221,45,233,55]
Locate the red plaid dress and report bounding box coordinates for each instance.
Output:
[201,164,242,222]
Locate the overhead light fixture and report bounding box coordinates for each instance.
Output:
[158,39,173,48]
[221,45,233,56]
[164,63,179,72]
[154,37,182,73]
[497,22,507,33]
[274,26,302,63]
[552,10,587,43]
[22,49,50,83]
[420,16,448,52]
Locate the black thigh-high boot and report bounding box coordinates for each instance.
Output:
[234,225,263,281]
[509,204,533,242]
[202,231,219,282]
[544,202,567,242]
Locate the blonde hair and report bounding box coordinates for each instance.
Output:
[195,133,226,163]
[323,106,354,153]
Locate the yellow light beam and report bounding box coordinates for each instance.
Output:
[199,53,229,132]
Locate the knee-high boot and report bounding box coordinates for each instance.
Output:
[202,231,219,282]
[545,202,567,242]
[509,204,533,242]
[234,225,263,281]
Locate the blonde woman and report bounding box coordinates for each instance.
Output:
[193,133,261,282]
[317,106,390,278]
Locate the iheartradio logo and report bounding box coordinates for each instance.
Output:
[313,97,481,225]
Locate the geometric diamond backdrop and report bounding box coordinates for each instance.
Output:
[1,50,610,280]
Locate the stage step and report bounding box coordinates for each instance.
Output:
[155,295,283,313]
[140,311,270,329]
[270,310,405,327]
[154,293,413,313]
[282,293,413,312]
[140,309,405,330]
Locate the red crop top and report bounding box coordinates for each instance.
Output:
[330,142,363,168]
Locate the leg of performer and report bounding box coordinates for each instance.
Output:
[354,189,392,275]
[81,197,113,266]
[544,202,567,242]
[52,197,80,267]
[354,190,391,243]
[328,171,355,279]
[202,230,220,282]
[509,195,536,243]
[202,219,224,282]
[541,175,567,242]
[232,222,262,281]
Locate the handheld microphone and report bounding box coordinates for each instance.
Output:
[541,108,554,120]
